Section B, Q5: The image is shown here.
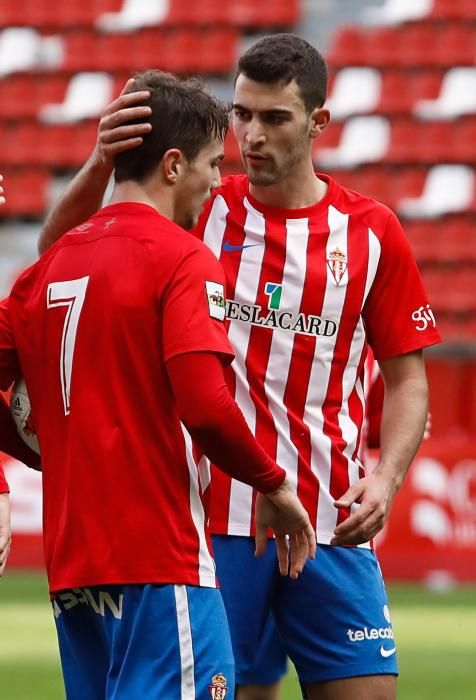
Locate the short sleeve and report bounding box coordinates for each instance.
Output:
[0,298,21,390]
[162,243,234,365]
[363,212,441,361]
[0,459,9,494]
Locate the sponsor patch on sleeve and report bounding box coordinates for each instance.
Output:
[206,281,226,321]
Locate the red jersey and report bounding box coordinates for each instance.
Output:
[195,174,441,543]
[0,202,238,591]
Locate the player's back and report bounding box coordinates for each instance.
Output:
[9,202,220,591]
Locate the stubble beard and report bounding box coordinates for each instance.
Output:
[244,132,310,188]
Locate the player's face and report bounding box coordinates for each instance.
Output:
[232,75,313,186]
[176,138,224,230]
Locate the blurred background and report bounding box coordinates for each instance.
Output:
[0,1,475,698]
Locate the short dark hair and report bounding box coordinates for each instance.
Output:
[235,34,328,112]
[115,70,229,183]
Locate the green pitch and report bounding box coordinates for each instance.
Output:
[1,573,475,700]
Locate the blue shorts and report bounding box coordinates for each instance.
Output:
[212,536,398,686]
[53,583,234,700]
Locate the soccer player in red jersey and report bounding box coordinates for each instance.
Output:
[38,36,441,700]
[0,71,315,700]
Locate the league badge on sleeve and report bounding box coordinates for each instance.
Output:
[208,673,228,699]
[206,281,226,321]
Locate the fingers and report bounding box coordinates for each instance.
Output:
[102,88,151,119]
[331,504,385,546]
[333,481,364,509]
[288,531,308,580]
[254,525,268,558]
[0,174,5,206]
[305,523,317,559]
[119,78,138,97]
[97,87,152,159]
[274,534,290,576]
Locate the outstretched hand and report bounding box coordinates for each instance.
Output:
[255,479,316,579]
[95,79,152,168]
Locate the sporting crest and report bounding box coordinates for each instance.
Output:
[209,673,229,699]
[327,246,347,285]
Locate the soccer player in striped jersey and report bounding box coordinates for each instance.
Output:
[0,72,315,700]
[39,36,441,700]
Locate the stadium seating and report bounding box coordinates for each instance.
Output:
[363,0,433,26]
[397,165,475,218]
[414,67,476,119]
[40,72,114,123]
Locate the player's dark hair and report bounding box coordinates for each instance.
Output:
[115,70,229,183]
[235,34,328,112]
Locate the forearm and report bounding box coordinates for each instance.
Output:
[376,373,428,492]
[167,352,286,492]
[39,148,111,254]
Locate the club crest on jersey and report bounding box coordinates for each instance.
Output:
[327,247,347,286]
[209,674,228,699]
[206,281,226,321]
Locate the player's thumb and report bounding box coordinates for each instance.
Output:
[334,482,363,509]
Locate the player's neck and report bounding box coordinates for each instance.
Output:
[110,182,174,220]
[249,166,328,210]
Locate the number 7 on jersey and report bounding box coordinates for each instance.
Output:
[47,277,90,415]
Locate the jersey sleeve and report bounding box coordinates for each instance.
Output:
[0,297,21,390]
[162,243,234,365]
[363,211,441,361]
[0,460,9,494]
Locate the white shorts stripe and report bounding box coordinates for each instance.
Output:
[174,585,195,700]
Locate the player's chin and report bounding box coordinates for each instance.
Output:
[245,167,279,187]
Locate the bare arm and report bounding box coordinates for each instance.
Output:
[332,350,428,545]
[0,491,10,577]
[38,80,152,254]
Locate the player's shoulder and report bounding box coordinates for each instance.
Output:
[330,175,397,240]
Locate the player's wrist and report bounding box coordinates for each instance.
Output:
[266,476,291,500]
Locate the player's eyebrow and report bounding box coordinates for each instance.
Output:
[232,104,294,120]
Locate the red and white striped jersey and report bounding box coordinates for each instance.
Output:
[195,174,441,544]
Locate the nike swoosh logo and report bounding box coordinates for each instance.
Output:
[380,646,396,658]
[222,240,263,252]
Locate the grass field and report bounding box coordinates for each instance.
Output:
[1,573,475,699]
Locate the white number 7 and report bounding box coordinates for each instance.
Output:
[47,277,90,415]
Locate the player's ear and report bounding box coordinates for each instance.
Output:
[162,149,185,185]
[309,107,330,139]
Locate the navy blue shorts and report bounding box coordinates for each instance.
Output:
[212,536,398,686]
[53,583,234,700]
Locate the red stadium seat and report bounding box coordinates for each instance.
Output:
[167,0,231,25]
[229,0,300,27]
[62,32,102,72]
[422,268,476,315]
[447,119,476,165]
[0,169,50,217]
[326,27,368,67]
[432,0,476,20]
[0,75,68,119]
[439,218,476,264]
[378,70,443,115]
[434,24,476,67]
